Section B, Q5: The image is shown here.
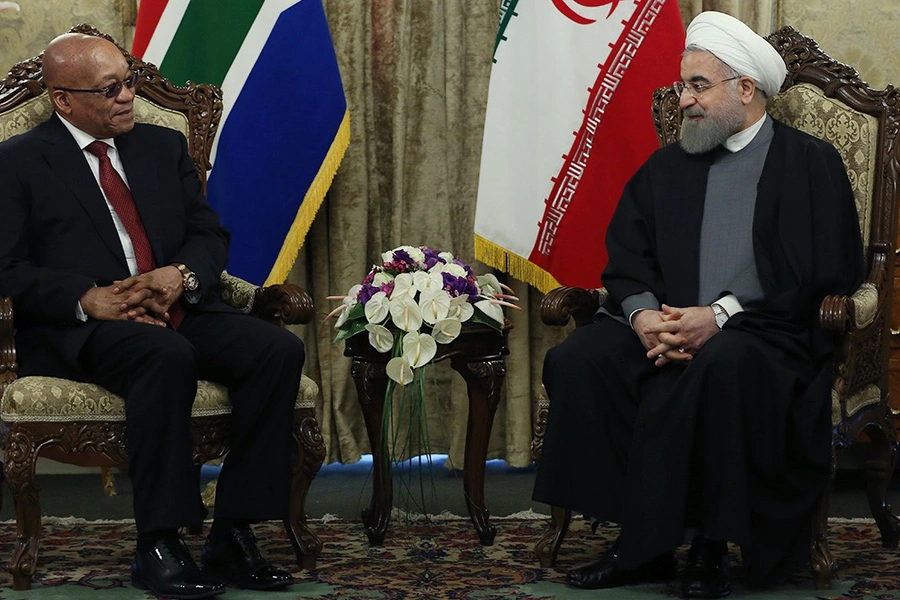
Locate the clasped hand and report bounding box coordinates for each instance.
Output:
[79,266,183,326]
[633,304,720,367]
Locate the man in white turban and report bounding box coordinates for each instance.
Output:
[534,10,863,598]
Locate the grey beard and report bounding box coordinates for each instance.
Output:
[679,100,746,155]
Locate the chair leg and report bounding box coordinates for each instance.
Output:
[283,407,325,570]
[810,480,836,589]
[534,505,571,568]
[100,466,116,497]
[864,416,900,548]
[4,428,42,590]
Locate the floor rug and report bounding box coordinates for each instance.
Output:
[0,514,895,599]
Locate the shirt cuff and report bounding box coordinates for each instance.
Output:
[712,294,743,321]
[76,301,88,322]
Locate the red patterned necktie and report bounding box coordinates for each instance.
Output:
[86,141,184,329]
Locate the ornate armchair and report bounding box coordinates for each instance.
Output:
[531,26,900,589]
[0,25,326,590]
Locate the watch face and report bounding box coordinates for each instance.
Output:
[184,273,199,291]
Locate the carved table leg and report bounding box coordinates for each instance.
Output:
[4,427,42,590]
[351,360,392,546]
[285,407,326,569]
[452,357,505,546]
[864,416,900,548]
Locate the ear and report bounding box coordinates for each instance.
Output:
[50,89,72,115]
[738,77,757,105]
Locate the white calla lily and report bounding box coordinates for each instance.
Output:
[475,299,505,325]
[418,290,451,325]
[335,284,363,327]
[449,295,474,321]
[476,273,502,296]
[381,250,395,263]
[365,324,395,353]
[364,291,390,323]
[391,273,416,301]
[386,356,414,385]
[432,318,461,344]
[402,332,437,368]
[372,271,394,287]
[438,251,455,263]
[413,270,444,293]
[390,295,423,332]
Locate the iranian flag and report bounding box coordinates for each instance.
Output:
[133,0,348,286]
[475,0,684,292]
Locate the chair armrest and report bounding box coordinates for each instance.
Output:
[820,245,890,402]
[820,243,889,336]
[218,271,314,326]
[540,287,606,328]
[251,284,315,325]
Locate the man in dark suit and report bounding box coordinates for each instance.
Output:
[533,11,864,599]
[0,33,304,599]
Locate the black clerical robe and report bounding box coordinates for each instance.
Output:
[533,119,864,584]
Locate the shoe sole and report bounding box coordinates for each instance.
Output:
[200,563,293,591]
[131,575,226,599]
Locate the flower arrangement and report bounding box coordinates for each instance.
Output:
[326,245,518,385]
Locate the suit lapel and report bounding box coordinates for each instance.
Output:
[39,115,129,269]
[116,130,166,268]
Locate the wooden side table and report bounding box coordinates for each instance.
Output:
[344,322,510,546]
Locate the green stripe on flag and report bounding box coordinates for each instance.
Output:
[493,0,519,62]
[159,0,265,86]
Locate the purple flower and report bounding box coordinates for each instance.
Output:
[358,283,380,305]
[442,273,479,299]
[421,247,445,270]
[452,258,474,278]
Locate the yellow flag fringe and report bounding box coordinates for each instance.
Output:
[264,109,351,286]
[474,235,561,295]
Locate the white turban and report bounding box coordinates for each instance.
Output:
[684,11,787,98]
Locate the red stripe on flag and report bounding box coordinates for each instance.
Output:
[528,0,683,289]
[132,0,169,58]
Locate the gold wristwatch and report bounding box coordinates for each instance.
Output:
[172,263,199,292]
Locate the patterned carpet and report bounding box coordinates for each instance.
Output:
[0,514,896,599]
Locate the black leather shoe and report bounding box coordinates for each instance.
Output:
[201,524,293,590]
[681,539,731,598]
[566,538,677,589]
[131,536,225,599]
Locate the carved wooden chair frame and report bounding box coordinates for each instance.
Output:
[0,24,326,590]
[531,26,900,590]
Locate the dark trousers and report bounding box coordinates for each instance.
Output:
[533,316,830,582]
[79,311,304,534]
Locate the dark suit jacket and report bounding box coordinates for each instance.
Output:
[0,113,235,379]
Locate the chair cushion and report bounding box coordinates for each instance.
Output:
[1,374,318,422]
[768,83,877,248]
[835,383,881,426]
[0,94,53,143]
[0,93,189,144]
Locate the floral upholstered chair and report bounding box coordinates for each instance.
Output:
[531,26,900,589]
[0,24,325,590]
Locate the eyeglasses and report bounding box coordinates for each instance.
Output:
[673,76,741,99]
[55,72,138,99]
